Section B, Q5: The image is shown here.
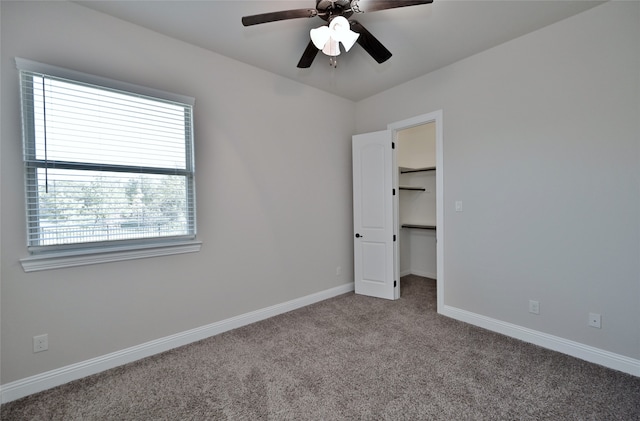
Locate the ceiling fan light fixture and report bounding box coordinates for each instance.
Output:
[310,16,360,57]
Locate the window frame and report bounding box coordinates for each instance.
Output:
[16,58,201,272]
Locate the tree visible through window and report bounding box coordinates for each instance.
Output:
[19,62,196,250]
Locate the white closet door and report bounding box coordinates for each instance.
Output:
[352,130,396,300]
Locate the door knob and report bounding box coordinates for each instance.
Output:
[355,233,363,238]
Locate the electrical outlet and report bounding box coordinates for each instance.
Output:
[588,313,601,329]
[529,300,540,315]
[33,334,48,353]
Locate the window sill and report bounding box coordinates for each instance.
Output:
[20,240,202,272]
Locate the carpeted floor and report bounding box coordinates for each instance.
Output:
[2,275,639,420]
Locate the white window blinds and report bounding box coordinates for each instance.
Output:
[17,59,196,250]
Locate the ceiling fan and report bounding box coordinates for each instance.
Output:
[242,0,433,68]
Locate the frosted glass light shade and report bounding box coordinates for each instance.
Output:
[330,16,359,51]
[310,26,330,50]
[322,39,341,56]
[336,29,359,52]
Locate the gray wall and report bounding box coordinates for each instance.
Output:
[356,1,640,359]
[1,1,355,384]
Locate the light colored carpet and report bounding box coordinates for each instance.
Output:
[2,275,639,420]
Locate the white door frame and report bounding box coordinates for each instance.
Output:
[388,110,444,311]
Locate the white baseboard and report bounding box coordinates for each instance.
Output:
[440,305,640,377]
[0,282,354,404]
[400,270,436,279]
[409,269,436,279]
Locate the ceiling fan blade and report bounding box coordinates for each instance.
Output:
[351,0,433,13]
[297,40,320,68]
[350,21,392,64]
[242,9,318,26]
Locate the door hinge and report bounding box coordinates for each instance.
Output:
[392,188,396,195]
[393,235,396,242]
[394,280,397,287]
[392,142,395,149]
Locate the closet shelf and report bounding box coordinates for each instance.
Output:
[401,224,436,230]
[400,166,436,174]
[399,186,426,191]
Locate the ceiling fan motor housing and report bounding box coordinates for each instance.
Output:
[317,0,354,21]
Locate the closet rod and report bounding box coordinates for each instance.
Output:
[400,166,436,174]
[401,224,436,230]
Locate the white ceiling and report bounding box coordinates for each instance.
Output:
[75,0,603,102]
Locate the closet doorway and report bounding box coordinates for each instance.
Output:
[353,110,443,308]
[390,111,443,310]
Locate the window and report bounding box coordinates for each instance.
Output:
[17,58,199,269]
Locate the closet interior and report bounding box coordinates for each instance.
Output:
[397,122,437,279]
